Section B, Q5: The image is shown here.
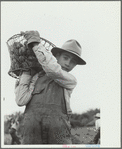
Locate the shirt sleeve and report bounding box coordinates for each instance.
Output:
[33,44,77,90]
[15,72,38,106]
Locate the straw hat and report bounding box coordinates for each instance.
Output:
[51,39,86,65]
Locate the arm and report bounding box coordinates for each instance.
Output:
[15,71,38,106]
[32,44,77,90]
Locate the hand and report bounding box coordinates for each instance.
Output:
[21,31,40,46]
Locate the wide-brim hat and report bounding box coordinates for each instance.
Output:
[51,39,86,65]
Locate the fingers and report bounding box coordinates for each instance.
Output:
[20,31,25,35]
[20,31,40,36]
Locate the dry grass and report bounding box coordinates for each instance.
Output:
[4,134,12,145]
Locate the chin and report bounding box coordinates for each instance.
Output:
[66,69,70,72]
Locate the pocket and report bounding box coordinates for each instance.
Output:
[32,77,46,95]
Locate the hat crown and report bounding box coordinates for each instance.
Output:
[61,40,82,56]
[51,39,86,65]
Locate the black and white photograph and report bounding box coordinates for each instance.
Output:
[1,1,121,148]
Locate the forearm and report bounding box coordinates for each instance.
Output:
[15,72,38,106]
[32,44,77,89]
[43,63,77,89]
[15,85,33,106]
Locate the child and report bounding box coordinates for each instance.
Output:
[15,31,86,144]
[93,113,100,144]
[9,119,21,144]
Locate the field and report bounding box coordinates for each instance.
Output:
[4,127,97,145]
[4,134,12,145]
[71,127,97,144]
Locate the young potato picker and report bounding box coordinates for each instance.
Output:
[9,118,21,144]
[15,31,86,144]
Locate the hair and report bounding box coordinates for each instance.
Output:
[55,51,63,57]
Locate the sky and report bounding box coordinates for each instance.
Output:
[1,2,121,147]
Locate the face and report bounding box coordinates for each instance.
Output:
[55,51,77,72]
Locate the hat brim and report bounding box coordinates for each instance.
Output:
[51,47,86,65]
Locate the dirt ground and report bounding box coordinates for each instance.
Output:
[4,133,12,145]
[4,127,97,145]
[71,127,97,144]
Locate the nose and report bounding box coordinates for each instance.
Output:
[65,60,70,67]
